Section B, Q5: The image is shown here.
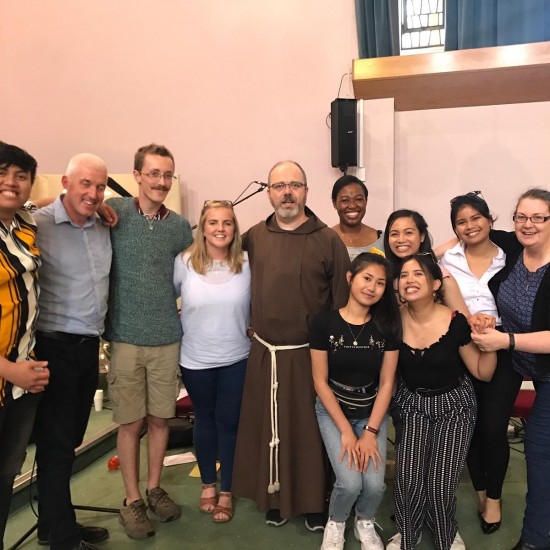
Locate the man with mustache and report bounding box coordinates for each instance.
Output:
[33,154,112,550]
[233,160,350,531]
[104,144,192,539]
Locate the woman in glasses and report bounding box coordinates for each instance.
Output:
[439,192,521,535]
[471,189,550,550]
[173,200,251,523]
[310,253,400,550]
[331,175,385,261]
[387,253,496,550]
[383,209,468,315]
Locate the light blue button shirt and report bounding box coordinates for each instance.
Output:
[34,196,112,336]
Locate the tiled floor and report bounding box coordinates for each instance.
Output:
[7,425,526,550]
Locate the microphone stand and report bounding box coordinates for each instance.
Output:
[191,181,267,229]
[231,181,268,207]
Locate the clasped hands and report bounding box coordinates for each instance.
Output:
[469,313,508,352]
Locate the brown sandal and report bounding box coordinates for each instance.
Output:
[212,492,233,523]
[199,483,217,513]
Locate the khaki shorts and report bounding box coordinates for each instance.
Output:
[107,341,180,425]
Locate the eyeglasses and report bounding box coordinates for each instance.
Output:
[450,190,484,205]
[415,251,438,263]
[513,214,550,224]
[268,182,306,192]
[202,200,234,211]
[139,171,176,183]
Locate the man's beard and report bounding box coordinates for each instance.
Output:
[276,203,300,218]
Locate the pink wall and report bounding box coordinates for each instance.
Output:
[0,0,358,230]
[395,102,550,243]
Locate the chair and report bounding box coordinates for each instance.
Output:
[509,378,536,438]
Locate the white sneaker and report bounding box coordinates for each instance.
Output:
[320,520,346,550]
[385,533,401,550]
[354,517,384,550]
[450,532,466,550]
[386,532,422,549]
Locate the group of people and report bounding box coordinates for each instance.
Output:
[1,142,549,550]
[327,176,550,550]
[0,141,192,550]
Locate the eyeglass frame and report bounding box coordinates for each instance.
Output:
[203,199,234,208]
[267,181,307,192]
[138,171,177,183]
[414,251,438,263]
[450,190,484,205]
[513,214,550,224]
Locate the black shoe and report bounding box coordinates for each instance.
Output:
[304,512,326,532]
[38,524,109,546]
[511,541,550,550]
[265,509,288,527]
[480,516,501,535]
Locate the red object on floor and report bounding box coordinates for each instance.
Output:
[107,455,120,471]
[176,395,193,417]
[512,389,536,420]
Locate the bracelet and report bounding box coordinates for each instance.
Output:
[508,333,515,352]
[363,425,380,436]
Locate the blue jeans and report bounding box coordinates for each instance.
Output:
[316,398,387,522]
[181,359,247,492]
[522,379,550,547]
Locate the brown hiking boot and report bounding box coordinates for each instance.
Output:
[119,499,155,539]
[147,487,181,522]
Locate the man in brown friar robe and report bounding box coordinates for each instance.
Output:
[233,160,350,531]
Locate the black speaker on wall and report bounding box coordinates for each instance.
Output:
[331,98,358,170]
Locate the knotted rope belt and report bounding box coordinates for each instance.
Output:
[253,333,309,494]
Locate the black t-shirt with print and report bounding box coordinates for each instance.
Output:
[309,310,398,387]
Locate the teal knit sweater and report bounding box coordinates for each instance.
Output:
[104,198,193,346]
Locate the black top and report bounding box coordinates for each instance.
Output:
[489,229,550,376]
[309,310,398,387]
[399,312,471,391]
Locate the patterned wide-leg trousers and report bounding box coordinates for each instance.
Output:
[394,377,476,550]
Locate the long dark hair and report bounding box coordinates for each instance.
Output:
[349,252,402,342]
[383,209,434,275]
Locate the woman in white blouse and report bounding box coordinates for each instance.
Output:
[174,200,251,523]
[440,192,522,535]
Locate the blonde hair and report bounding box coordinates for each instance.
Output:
[186,200,244,274]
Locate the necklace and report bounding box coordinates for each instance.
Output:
[343,307,370,346]
[339,226,362,245]
[144,214,156,230]
[346,322,367,346]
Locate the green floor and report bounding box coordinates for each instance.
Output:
[7,427,527,550]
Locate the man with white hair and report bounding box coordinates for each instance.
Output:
[33,154,112,550]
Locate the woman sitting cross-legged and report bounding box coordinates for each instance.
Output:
[310,252,401,550]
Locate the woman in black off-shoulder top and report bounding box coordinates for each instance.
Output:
[386,253,496,550]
